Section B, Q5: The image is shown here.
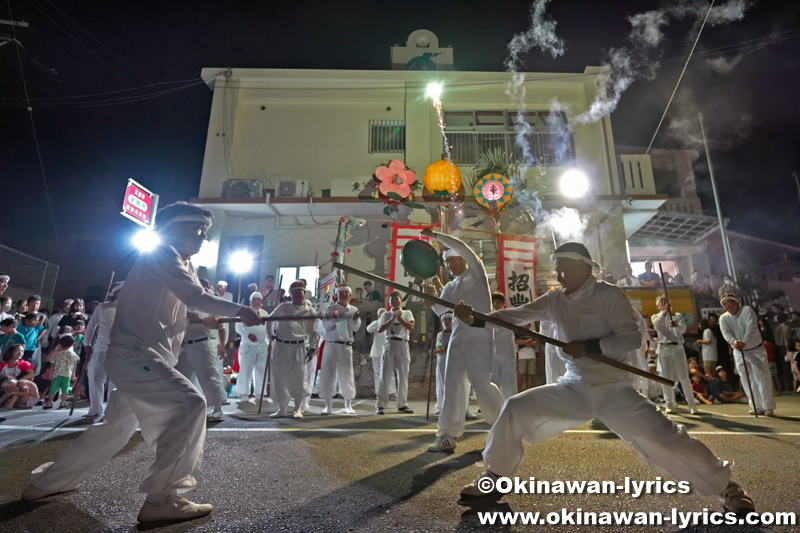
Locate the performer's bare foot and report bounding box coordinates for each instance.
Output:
[137,495,213,522]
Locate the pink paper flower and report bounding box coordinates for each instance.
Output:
[375,160,416,199]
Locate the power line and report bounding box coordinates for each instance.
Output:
[44,0,137,75]
[645,0,715,155]
[0,76,209,102]
[7,0,64,265]
[23,0,127,80]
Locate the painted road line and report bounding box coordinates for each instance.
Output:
[1,425,799,437]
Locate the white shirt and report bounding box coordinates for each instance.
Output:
[430,233,492,344]
[701,328,717,360]
[379,308,414,343]
[652,311,686,351]
[616,276,641,287]
[321,303,361,343]
[719,305,764,356]
[269,301,319,347]
[486,276,641,385]
[493,328,516,359]
[435,330,452,354]
[84,302,117,355]
[236,308,269,344]
[46,312,65,342]
[367,316,387,359]
[107,245,243,367]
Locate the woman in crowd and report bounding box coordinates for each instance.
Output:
[57,299,88,331]
[0,344,35,380]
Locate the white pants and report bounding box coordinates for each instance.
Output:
[235,342,268,398]
[175,339,224,412]
[319,342,355,400]
[437,334,504,439]
[434,354,446,411]
[304,354,318,400]
[214,339,228,398]
[376,340,410,409]
[545,344,566,384]
[27,348,207,495]
[271,342,307,413]
[734,348,775,411]
[87,350,114,416]
[491,352,517,400]
[658,346,696,409]
[484,380,731,496]
[372,355,397,397]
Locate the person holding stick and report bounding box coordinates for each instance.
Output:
[82,282,124,419]
[421,228,503,453]
[375,291,415,415]
[719,293,775,416]
[234,292,269,403]
[455,242,755,514]
[652,295,698,415]
[319,285,361,415]
[267,281,318,418]
[21,202,262,523]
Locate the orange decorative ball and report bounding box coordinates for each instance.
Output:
[423,160,462,198]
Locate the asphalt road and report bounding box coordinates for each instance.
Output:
[0,394,798,532]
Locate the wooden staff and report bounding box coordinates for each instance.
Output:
[257,337,273,415]
[335,262,674,387]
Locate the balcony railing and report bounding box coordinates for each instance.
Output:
[446,131,574,166]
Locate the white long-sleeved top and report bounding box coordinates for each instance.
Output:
[367,317,386,359]
[84,302,117,355]
[321,302,361,342]
[652,311,686,352]
[480,276,641,385]
[108,244,243,367]
[430,233,491,344]
[268,301,319,347]
[235,308,269,344]
[719,305,764,354]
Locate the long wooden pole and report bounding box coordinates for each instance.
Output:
[335,262,674,387]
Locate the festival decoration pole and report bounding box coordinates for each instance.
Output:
[335,262,674,387]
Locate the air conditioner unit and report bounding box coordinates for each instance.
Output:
[222,179,264,199]
[278,180,308,198]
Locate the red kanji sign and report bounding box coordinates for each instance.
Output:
[121,179,158,228]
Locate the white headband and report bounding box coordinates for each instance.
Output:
[250,291,263,300]
[442,248,462,259]
[441,312,454,321]
[550,251,601,269]
[720,294,739,304]
[158,214,213,230]
[217,281,228,287]
[337,285,352,293]
[0,275,9,282]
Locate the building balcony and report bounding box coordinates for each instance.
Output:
[618,154,656,196]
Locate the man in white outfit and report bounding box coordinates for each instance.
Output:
[432,312,453,415]
[319,285,361,415]
[21,201,261,523]
[234,292,269,401]
[268,281,318,418]
[367,308,394,398]
[490,292,517,400]
[456,242,754,514]
[631,311,654,397]
[719,293,776,416]
[83,282,123,418]
[652,295,698,415]
[422,228,504,453]
[199,279,229,404]
[541,319,565,384]
[375,291,415,415]
[175,284,227,420]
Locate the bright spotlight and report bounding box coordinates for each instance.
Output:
[559,169,589,198]
[193,240,218,268]
[229,251,253,273]
[132,229,161,252]
[426,82,443,101]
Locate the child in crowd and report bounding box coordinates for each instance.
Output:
[1,344,35,380]
[73,320,86,354]
[707,366,746,404]
[0,376,40,409]
[43,335,79,409]
[17,313,46,362]
[691,373,717,405]
[0,318,26,356]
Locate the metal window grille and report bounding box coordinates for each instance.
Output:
[447,131,575,166]
[0,244,59,299]
[368,119,405,154]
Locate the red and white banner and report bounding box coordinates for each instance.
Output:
[388,222,435,301]
[121,178,158,228]
[496,235,539,307]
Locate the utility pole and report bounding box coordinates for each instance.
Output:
[698,113,737,283]
[793,171,800,204]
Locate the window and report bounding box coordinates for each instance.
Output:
[368,119,405,154]
[443,110,574,166]
[278,266,319,298]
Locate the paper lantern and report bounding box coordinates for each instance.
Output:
[423,160,461,198]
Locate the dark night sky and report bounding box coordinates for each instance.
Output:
[2,0,799,294]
